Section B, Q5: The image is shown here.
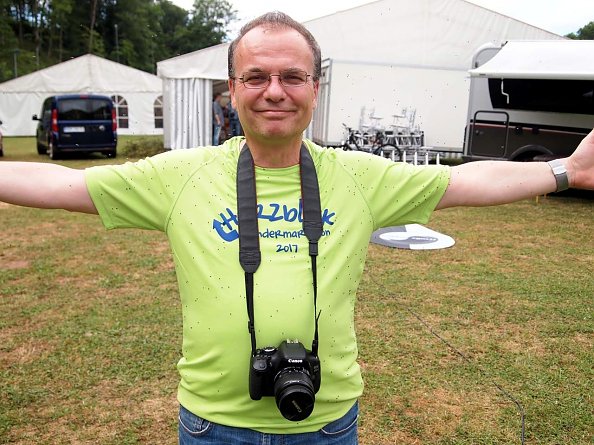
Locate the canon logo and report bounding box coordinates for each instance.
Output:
[287,359,303,363]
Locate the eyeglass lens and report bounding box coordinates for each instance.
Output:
[241,70,309,88]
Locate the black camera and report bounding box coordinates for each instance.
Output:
[249,339,321,421]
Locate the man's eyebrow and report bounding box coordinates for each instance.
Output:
[241,67,306,73]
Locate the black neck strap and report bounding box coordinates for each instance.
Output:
[237,143,323,355]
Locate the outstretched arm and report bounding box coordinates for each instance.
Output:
[437,129,594,209]
[0,162,97,214]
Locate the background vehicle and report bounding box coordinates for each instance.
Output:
[32,94,117,159]
[463,40,594,163]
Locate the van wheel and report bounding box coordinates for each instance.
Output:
[48,141,60,160]
[106,149,117,158]
[37,142,47,155]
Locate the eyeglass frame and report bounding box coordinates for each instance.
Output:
[230,69,314,89]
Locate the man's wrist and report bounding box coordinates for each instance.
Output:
[547,159,570,192]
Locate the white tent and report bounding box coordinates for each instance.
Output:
[157,0,563,150]
[157,43,228,149]
[0,54,163,136]
[469,40,594,80]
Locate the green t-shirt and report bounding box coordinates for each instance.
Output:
[85,137,450,433]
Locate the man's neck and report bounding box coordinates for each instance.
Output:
[242,138,303,168]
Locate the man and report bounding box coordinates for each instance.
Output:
[227,100,242,136]
[1,11,593,445]
[212,92,225,145]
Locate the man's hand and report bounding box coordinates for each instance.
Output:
[566,128,594,190]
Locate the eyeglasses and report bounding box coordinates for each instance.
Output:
[233,69,312,89]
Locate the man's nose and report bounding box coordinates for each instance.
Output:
[262,76,286,101]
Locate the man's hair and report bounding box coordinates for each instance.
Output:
[228,11,322,81]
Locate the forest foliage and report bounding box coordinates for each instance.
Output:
[0,0,237,81]
[565,20,594,40]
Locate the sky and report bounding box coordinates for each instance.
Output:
[171,0,593,37]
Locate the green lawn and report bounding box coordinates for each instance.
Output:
[1,138,592,444]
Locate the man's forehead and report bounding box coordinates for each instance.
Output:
[235,25,313,68]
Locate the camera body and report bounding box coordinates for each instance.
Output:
[249,339,321,421]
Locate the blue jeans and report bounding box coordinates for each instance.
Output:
[213,125,222,145]
[179,402,359,444]
[229,120,242,137]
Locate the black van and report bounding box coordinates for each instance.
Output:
[33,94,117,159]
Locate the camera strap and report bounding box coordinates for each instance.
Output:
[237,143,323,356]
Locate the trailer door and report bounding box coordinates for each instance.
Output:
[468,110,509,158]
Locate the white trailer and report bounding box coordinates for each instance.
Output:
[309,58,469,152]
[463,40,594,162]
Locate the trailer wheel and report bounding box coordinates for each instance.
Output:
[510,145,552,162]
[512,151,541,162]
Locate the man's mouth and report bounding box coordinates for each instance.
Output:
[256,109,295,119]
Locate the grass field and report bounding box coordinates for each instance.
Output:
[1,138,593,444]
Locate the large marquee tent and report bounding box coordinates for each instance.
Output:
[0,54,163,137]
[157,0,563,150]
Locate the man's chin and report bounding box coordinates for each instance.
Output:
[248,129,302,144]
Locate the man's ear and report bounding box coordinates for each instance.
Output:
[312,80,320,110]
[228,78,237,108]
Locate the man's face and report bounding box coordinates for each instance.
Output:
[228,26,319,145]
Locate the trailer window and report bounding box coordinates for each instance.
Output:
[489,79,594,115]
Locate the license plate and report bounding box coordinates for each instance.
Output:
[63,126,85,133]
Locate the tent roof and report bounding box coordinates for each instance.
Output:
[156,0,564,81]
[469,40,594,80]
[0,54,162,93]
[303,0,562,71]
[157,43,229,80]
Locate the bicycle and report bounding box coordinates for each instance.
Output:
[341,124,402,161]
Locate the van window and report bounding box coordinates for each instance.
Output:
[489,79,594,115]
[58,99,112,121]
[42,98,52,120]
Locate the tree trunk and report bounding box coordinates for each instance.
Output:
[88,0,98,53]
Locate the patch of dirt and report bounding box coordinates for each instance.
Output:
[0,337,56,366]
[7,382,178,445]
[2,259,30,269]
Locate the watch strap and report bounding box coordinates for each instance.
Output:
[547,159,569,192]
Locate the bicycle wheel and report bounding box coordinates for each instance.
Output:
[342,141,359,151]
[379,144,402,161]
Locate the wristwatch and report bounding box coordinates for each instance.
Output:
[547,159,569,192]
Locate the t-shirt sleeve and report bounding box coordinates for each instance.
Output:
[85,151,190,231]
[341,152,450,229]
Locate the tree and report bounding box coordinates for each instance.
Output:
[0,0,238,81]
[175,0,236,54]
[0,0,19,78]
[46,0,74,60]
[152,0,188,59]
[107,0,156,71]
[565,21,594,40]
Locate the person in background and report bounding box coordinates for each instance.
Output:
[212,92,225,145]
[227,99,243,136]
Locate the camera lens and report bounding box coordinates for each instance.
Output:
[274,368,316,421]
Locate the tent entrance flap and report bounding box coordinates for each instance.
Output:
[163,77,213,150]
[469,40,594,80]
